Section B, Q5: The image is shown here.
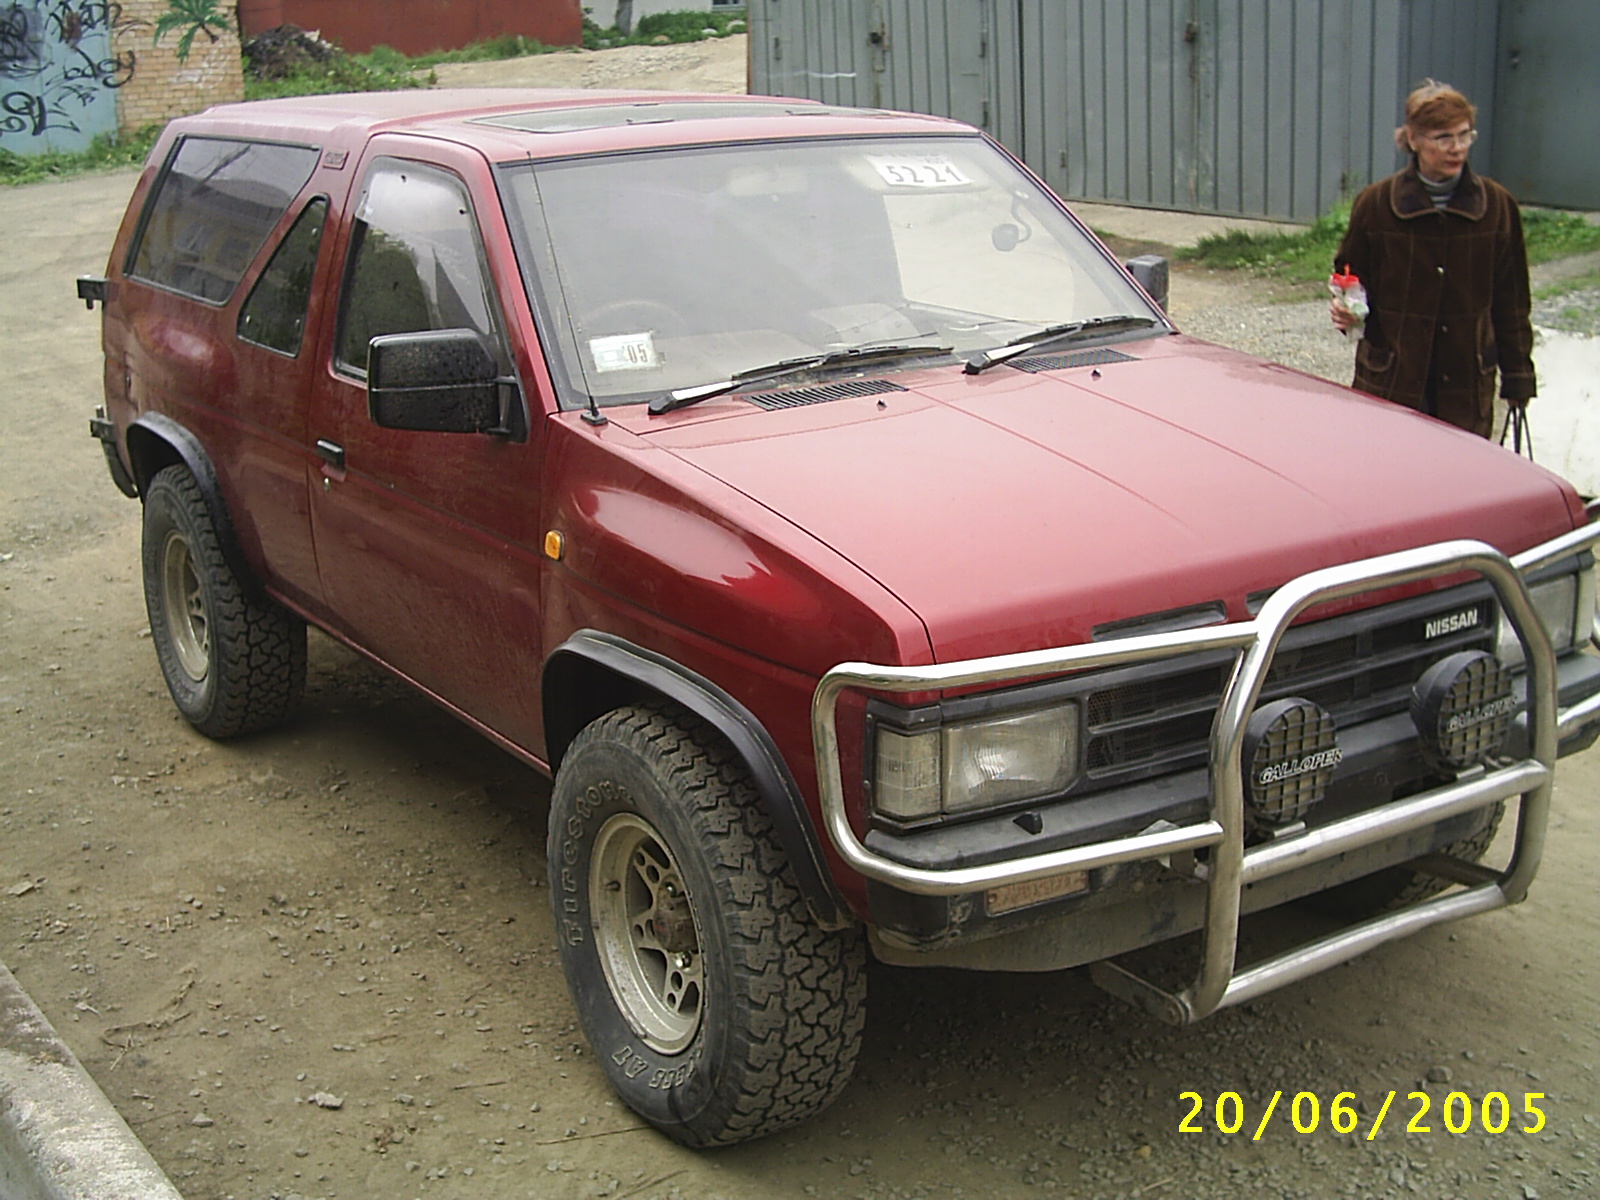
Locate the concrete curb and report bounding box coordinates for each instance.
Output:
[0,960,182,1200]
[1069,201,1304,249]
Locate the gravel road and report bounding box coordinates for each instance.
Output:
[2,42,1598,1200]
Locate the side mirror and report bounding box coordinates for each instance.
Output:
[1124,254,1169,312]
[367,329,525,439]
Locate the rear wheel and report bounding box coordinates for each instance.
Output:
[141,464,305,738]
[548,703,865,1146]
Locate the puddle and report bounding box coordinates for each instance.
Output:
[1530,326,1600,494]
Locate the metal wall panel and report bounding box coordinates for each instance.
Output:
[1493,0,1600,208]
[1397,0,1501,174]
[1195,0,1404,220]
[0,1,123,156]
[749,1,1568,221]
[750,0,874,109]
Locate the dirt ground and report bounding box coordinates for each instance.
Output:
[2,40,1598,1200]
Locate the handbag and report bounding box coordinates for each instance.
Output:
[1499,403,1534,462]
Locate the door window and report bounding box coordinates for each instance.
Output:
[334,161,506,376]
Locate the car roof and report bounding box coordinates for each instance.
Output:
[172,89,976,161]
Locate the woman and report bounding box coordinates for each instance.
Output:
[1330,80,1535,437]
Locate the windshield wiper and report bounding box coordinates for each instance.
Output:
[648,342,953,416]
[962,315,1158,375]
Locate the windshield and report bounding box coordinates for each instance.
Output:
[498,135,1162,410]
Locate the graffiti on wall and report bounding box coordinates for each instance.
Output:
[1,2,139,141]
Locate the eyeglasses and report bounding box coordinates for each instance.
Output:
[1420,129,1478,149]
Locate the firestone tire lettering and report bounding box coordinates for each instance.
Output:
[547,703,866,1146]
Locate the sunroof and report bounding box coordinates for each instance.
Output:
[473,101,860,133]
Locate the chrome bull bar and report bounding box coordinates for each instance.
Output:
[811,526,1600,1025]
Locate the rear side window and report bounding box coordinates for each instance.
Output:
[238,198,328,356]
[128,137,320,304]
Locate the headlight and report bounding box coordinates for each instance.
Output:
[1495,573,1580,667]
[871,705,1080,824]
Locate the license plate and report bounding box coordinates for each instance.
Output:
[984,871,1088,916]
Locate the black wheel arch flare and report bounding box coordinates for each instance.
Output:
[125,413,265,605]
[543,630,850,930]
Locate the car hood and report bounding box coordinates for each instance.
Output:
[620,335,1578,663]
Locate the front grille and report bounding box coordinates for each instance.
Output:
[1084,666,1227,727]
[1081,589,1497,783]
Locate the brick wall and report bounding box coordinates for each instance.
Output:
[114,0,245,134]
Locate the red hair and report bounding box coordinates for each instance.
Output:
[1393,79,1477,150]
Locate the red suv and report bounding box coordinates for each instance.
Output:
[82,90,1600,1146]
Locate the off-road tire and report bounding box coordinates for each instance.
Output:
[548,703,866,1147]
[1306,801,1504,918]
[141,464,306,739]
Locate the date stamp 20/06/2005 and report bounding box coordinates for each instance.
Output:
[1179,1091,1548,1140]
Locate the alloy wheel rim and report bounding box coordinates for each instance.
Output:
[590,812,704,1053]
[161,531,209,683]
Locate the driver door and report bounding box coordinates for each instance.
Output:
[307,142,548,752]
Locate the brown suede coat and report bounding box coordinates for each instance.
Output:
[1333,162,1535,436]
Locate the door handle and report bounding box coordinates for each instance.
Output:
[315,439,345,469]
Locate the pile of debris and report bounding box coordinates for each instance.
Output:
[242,24,340,81]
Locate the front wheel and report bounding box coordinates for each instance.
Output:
[548,704,865,1147]
[1307,801,1505,918]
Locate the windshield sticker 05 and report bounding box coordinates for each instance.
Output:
[589,332,658,373]
[865,154,971,189]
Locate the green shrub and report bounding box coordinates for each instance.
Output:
[635,10,745,41]
[585,9,745,48]
[358,44,412,74]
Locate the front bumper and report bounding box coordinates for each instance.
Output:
[811,526,1600,1025]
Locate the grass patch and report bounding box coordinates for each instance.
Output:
[1534,270,1600,301]
[1522,209,1600,265]
[401,34,550,69]
[1181,201,1600,283]
[1177,203,1350,283]
[244,53,428,100]
[0,125,161,186]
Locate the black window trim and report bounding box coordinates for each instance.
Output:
[235,194,332,359]
[122,133,322,309]
[491,130,1164,414]
[331,155,517,387]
